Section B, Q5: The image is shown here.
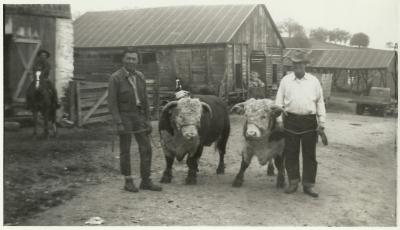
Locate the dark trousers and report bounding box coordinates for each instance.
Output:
[283,113,318,187]
[119,113,152,179]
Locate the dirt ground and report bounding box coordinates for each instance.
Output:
[3,96,397,226]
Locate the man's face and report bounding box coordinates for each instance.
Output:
[292,62,306,76]
[122,52,139,72]
[39,53,48,60]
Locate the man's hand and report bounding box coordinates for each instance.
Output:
[316,124,328,146]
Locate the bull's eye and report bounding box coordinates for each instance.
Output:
[261,115,267,120]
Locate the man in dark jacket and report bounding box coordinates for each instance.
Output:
[27,49,60,109]
[108,48,162,192]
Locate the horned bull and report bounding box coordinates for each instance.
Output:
[231,98,286,188]
[158,95,230,185]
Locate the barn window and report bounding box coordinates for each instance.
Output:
[141,52,156,64]
[235,64,243,89]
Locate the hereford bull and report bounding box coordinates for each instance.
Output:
[158,95,230,185]
[231,98,286,188]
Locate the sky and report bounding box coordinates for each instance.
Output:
[4,0,400,49]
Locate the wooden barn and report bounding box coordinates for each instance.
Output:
[282,38,398,98]
[72,4,285,123]
[4,4,74,118]
[283,49,398,98]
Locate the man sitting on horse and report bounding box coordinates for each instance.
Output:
[29,49,60,109]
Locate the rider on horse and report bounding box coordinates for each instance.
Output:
[27,49,60,110]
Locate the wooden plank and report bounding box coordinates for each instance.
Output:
[13,41,41,101]
[82,106,110,117]
[80,90,108,99]
[78,81,109,90]
[76,80,82,126]
[80,97,108,108]
[69,81,77,122]
[85,114,113,125]
[82,90,108,124]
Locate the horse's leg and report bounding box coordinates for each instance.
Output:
[51,108,58,138]
[42,110,49,139]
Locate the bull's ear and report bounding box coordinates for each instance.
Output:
[230,102,245,115]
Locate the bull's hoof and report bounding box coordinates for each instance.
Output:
[160,175,172,184]
[216,165,225,174]
[185,176,197,185]
[160,172,172,183]
[232,178,243,188]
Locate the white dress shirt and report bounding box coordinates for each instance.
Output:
[123,67,141,106]
[275,72,326,126]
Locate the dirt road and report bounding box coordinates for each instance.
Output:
[19,112,396,226]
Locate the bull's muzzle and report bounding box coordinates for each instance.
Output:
[246,124,261,138]
[181,125,198,140]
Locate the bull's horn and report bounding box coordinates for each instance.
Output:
[201,102,213,118]
[230,102,245,115]
[161,101,178,114]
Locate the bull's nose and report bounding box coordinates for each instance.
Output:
[247,130,256,137]
[184,133,196,139]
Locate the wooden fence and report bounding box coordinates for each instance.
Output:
[68,79,159,127]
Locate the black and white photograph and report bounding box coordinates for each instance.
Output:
[2,0,399,226]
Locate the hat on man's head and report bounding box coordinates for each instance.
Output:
[289,49,310,63]
[37,49,50,58]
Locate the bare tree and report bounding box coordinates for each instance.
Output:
[278,18,306,38]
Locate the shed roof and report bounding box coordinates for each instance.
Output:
[74,4,283,48]
[284,49,396,69]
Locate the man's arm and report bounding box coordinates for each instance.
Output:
[316,80,326,127]
[275,79,285,125]
[108,76,122,124]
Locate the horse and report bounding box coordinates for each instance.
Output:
[25,70,58,139]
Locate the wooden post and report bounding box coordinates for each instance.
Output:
[154,62,160,120]
[69,81,77,123]
[76,81,82,127]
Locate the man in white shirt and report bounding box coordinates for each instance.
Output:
[275,49,326,198]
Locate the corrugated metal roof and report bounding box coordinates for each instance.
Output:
[284,49,395,69]
[74,5,263,48]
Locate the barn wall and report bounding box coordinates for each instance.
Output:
[231,5,284,91]
[74,45,227,95]
[55,18,74,101]
[5,14,56,100]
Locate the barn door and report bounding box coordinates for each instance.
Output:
[12,38,41,103]
[250,50,266,84]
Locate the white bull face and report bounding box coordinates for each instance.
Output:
[175,98,203,140]
[232,98,281,139]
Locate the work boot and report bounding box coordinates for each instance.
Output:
[303,186,319,198]
[284,181,298,194]
[124,177,138,192]
[140,179,162,191]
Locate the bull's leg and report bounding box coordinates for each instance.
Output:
[232,154,252,188]
[274,155,286,188]
[185,146,203,185]
[216,123,230,174]
[267,160,275,176]
[160,155,175,183]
